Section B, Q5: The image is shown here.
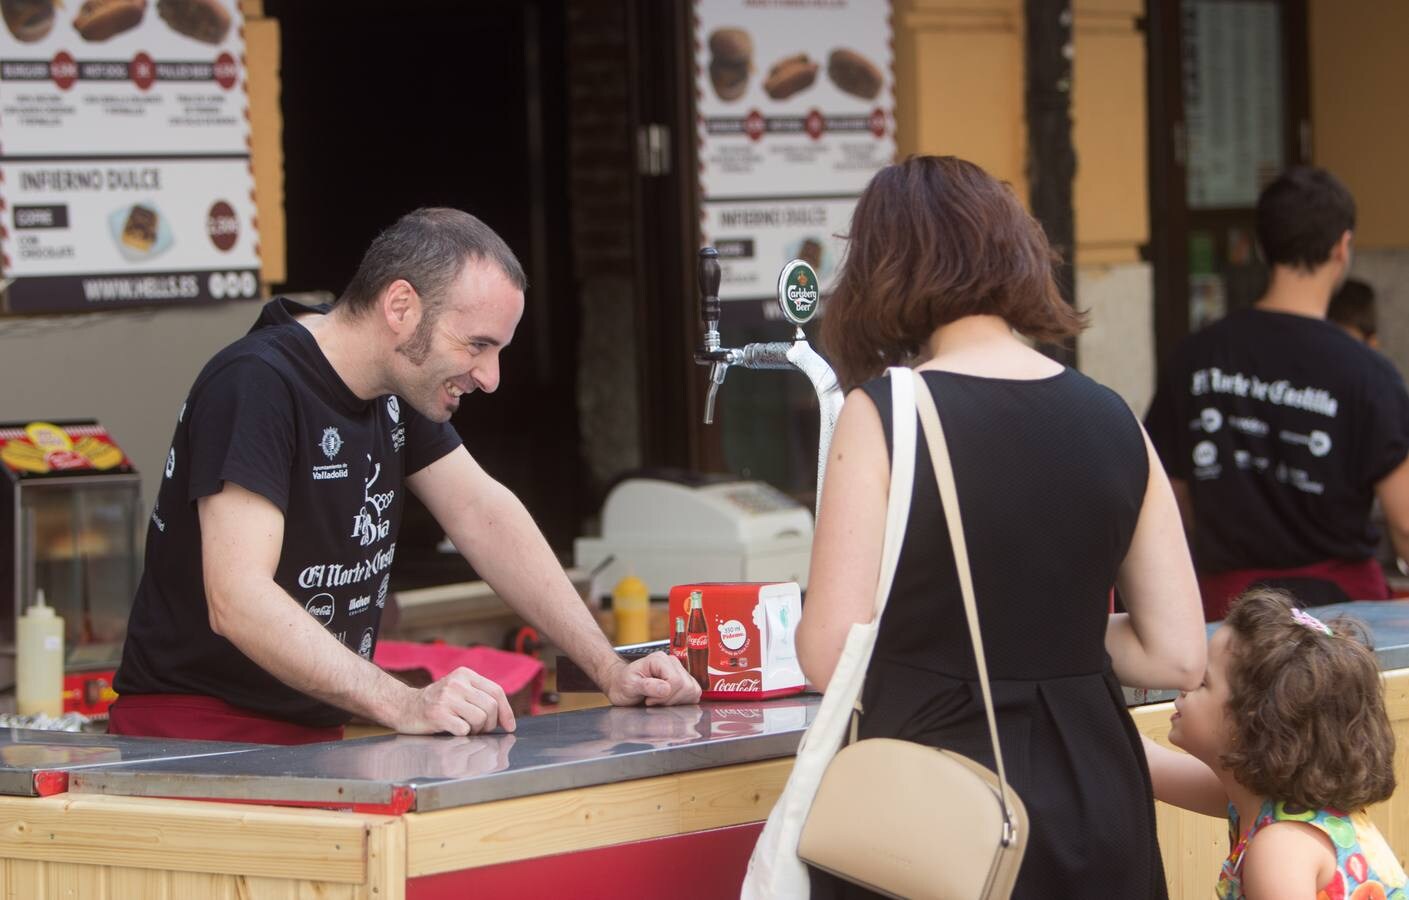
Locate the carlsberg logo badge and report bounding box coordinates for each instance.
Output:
[777,260,820,325]
[787,282,817,310]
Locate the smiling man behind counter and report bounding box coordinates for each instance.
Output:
[109,208,699,745]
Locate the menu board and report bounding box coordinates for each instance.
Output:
[0,0,259,313]
[695,0,895,312]
[1182,0,1285,210]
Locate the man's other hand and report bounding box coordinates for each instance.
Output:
[600,652,702,707]
[395,666,517,736]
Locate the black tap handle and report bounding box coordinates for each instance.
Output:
[699,247,721,327]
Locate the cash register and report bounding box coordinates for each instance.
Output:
[574,472,813,596]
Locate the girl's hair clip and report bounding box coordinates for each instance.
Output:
[1291,607,1333,636]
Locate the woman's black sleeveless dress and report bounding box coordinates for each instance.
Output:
[809,368,1167,899]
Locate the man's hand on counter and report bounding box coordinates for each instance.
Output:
[598,652,701,707]
[388,666,517,736]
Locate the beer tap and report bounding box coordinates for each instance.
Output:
[693,248,845,506]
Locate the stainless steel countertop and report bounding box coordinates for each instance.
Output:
[0,729,257,796]
[40,600,1409,812]
[70,697,816,812]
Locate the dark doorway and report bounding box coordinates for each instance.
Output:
[1148,0,1310,369]
[263,0,582,587]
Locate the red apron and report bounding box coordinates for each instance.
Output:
[1198,557,1390,621]
[107,694,344,745]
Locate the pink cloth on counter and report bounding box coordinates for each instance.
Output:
[374,640,546,713]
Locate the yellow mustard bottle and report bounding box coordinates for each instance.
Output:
[612,573,650,645]
[17,589,64,717]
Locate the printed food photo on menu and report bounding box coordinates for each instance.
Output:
[0,0,55,41]
[762,52,817,100]
[156,0,230,44]
[110,202,172,260]
[827,47,882,99]
[72,0,146,42]
[708,26,752,101]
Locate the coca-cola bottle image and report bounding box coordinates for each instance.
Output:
[671,616,687,665]
[686,590,709,691]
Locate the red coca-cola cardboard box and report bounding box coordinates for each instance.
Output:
[667,582,804,700]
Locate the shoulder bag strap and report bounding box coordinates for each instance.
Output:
[874,367,918,619]
[911,370,1019,844]
[848,368,918,735]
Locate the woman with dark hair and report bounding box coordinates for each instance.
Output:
[796,156,1207,897]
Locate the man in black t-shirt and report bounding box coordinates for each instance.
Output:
[112,209,700,742]
[1146,167,1409,620]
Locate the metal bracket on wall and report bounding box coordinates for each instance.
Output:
[637,124,672,176]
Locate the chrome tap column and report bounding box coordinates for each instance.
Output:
[693,249,844,508]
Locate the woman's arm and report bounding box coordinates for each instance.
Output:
[1138,733,1227,817]
[796,388,890,692]
[1108,424,1207,691]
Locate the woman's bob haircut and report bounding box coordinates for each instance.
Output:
[821,155,1084,389]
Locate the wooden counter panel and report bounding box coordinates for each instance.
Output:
[405,757,793,877]
[0,862,372,900]
[0,794,372,885]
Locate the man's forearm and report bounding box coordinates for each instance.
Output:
[449,480,622,687]
[209,578,412,724]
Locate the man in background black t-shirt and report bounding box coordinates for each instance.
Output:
[111,208,699,743]
[1146,167,1409,619]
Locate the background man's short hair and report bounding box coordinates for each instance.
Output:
[1327,277,1376,338]
[1255,167,1356,270]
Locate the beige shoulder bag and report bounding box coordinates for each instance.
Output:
[797,369,1029,900]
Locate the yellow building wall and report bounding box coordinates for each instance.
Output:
[1072,0,1147,265]
[892,0,1147,263]
[241,0,286,284]
[1308,0,1409,250]
[893,0,1027,201]
[893,0,1155,411]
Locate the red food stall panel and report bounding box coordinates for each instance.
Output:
[407,821,764,899]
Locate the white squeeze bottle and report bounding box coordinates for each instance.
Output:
[17,589,64,717]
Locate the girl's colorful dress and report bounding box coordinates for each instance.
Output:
[1217,799,1407,900]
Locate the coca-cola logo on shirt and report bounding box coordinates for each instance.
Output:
[305,593,335,627]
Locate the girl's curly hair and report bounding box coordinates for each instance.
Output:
[1222,588,1395,811]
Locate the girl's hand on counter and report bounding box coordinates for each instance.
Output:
[393,666,517,736]
[600,652,702,707]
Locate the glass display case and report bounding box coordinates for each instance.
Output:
[0,421,140,695]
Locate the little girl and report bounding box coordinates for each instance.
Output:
[1142,588,1406,899]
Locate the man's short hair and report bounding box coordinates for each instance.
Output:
[337,208,526,316]
[1255,167,1356,270]
[1328,278,1376,339]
